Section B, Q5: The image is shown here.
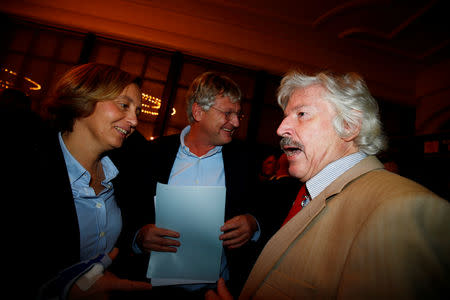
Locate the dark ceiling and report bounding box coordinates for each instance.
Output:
[313,0,450,64]
[230,0,450,66]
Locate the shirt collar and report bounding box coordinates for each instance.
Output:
[179,125,223,158]
[58,132,119,186]
[306,151,367,200]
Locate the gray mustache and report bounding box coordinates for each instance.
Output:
[280,137,304,152]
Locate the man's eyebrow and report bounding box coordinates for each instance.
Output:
[284,104,306,113]
[292,104,307,111]
[284,104,306,115]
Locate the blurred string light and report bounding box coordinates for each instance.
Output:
[1,67,175,117]
[141,92,176,116]
[0,67,41,91]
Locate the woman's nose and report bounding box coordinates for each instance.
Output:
[128,111,138,128]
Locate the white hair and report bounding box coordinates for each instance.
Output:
[277,70,387,155]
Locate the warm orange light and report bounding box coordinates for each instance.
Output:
[1,67,175,116]
[141,92,176,116]
[0,67,41,91]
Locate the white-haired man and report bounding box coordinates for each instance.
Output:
[206,70,450,300]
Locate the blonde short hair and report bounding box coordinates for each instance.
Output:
[45,62,141,132]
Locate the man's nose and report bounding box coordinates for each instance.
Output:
[277,117,290,137]
[229,113,240,127]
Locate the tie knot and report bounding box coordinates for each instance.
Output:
[281,183,309,226]
[300,185,310,208]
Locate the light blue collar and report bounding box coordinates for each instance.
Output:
[179,125,223,159]
[58,132,119,186]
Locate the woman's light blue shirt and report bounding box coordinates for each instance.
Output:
[58,132,122,260]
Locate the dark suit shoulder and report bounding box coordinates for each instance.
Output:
[223,139,256,155]
[225,138,250,148]
[152,133,180,147]
[109,130,151,169]
[150,134,181,159]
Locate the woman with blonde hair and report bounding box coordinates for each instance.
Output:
[9,63,152,299]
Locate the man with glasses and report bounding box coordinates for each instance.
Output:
[131,72,260,299]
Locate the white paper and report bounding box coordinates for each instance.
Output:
[147,183,226,286]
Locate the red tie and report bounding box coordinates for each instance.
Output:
[282,184,308,226]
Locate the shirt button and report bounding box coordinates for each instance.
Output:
[99,232,105,238]
[96,203,103,208]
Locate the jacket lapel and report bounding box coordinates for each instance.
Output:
[157,134,181,184]
[239,156,384,299]
[240,186,326,299]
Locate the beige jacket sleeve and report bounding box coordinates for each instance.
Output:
[338,189,450,299]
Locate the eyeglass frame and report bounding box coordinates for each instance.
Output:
[209,106,244,121]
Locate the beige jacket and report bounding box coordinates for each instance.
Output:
[240,156,450,299]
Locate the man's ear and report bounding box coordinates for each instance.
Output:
[342,118,361,142]
[191,102,204,122]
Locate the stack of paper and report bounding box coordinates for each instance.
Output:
[147,183,226,286]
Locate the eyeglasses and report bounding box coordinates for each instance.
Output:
[210,106,244,121]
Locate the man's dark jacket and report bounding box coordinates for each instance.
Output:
[115,133,261,295]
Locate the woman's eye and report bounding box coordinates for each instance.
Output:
[297,112,305,118]
[120,103,129,109]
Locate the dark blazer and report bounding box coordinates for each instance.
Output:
[118,133,260,295]
[256,176,302,247]
[151,134,258,220]
[4,128,130,299]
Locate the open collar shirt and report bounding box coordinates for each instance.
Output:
[306,151,367,203]
[58,132,121,261]
[168,126,225,186]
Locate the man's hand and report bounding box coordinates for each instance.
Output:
[205,278,234,300]
[219,214,258,249]
[69,248,152,300]
[136,224,180,252]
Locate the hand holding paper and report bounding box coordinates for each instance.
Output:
[137,224,180,253]
[219,214,258,249]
